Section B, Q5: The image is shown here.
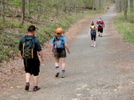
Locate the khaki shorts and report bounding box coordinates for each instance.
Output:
[54,49,66,58]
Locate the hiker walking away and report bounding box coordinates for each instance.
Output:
[96,18,105,37]
[51,28,70,78]
[19,25,44,91]
[88,21,97,47]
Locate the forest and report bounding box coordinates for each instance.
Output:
[0,0,134,64]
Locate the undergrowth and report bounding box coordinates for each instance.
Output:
[0,10,100,65]
[114,12,134,42]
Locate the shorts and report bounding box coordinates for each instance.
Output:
[23,58,40,76]
[91,34,96,41]
[98,28,103,33]
[54,49,66,58]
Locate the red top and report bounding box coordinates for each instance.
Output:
[96,20,105,29]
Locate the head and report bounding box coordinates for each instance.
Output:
[99,17,102,20]
[55,28,63,37]
[91,21,94,26]
[27,25,36,35]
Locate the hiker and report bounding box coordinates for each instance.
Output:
[96,18,105,37]
[18,25,44,91]
[51,28,70,78]
[88,21,97,47]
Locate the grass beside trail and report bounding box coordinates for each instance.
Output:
[0,10,101,65]
[114,13,134,42]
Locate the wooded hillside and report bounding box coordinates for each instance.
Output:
[2,0,133,64]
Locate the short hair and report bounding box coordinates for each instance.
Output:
[28,25,36,32]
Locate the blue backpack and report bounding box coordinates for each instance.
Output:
[53,37,65,52]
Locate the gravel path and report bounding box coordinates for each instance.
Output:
[1,4,134,100]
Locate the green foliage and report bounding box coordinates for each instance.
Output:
[0,0,112,65]
[114,13,134,42]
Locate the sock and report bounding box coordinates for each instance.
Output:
[26,82,29,84]
[55,66,59,72]
[62,70,65,74]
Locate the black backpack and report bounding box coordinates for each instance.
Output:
[22,36,36,59]
[90,26,96,35]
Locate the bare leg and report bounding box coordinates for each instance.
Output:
[61,58,65,70]
[33,75,39,86]
[55,58,59,67]
[94,41,96,45]
[55,58,60,77]
[26,73,31,83]
[61,58,66,78]
[100,32,103,36]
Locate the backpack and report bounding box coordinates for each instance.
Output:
[90,26,96,35]
[97,20,103,27]
[53,37,64,53]
[22,36,36,59]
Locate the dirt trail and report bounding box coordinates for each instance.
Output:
[1,4,134,100]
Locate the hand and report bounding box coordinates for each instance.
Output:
[51,52,54,57]
[67,50,70,54]
[41,57,44,62]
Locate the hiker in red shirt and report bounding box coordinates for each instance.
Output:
[96,18,105,37]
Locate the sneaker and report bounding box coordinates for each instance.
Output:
[25,83,30,91]
[55,72,60,77]
[98,35,100,37]
[61,73,66,78]
[91,44,94,47]
[33,86,40,91]
[94,45,96,47]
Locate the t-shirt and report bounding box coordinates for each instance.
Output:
[96,20,104,29]
[19,35,42,58]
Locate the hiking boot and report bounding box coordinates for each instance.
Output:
[33,86,40,91]
[61,73,66,78]
[55,72,60,77]
[25,83,30,91]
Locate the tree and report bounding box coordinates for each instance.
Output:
[1,0,5,23]
[124,0,128,20]
[21,0,25,24]
[130,0,133,12]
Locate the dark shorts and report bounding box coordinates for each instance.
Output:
[23,58,40,76]
[54,49,66,58]
[91,35,96,41]
[98,28,103,33]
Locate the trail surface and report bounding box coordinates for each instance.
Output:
[1,4,134,100]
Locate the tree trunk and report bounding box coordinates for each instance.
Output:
[92,0,95,10]
[130,0,133,12]
[124,0,128,20]
[1,0,5,23]
[21,0,25,25]
[28,0,31,17]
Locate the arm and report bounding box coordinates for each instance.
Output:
[35,38,44,62]
[103,21,105,27]
[65,43,70,54]
[38,50,44,62]
[18,50,23,59]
